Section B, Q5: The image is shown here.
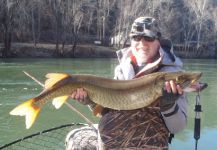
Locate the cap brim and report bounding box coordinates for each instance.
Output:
[129,32,155,38]
[129,29,157,38]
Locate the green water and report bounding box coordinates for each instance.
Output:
[0,58,216,150]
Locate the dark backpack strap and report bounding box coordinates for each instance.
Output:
[164,48,175,62]
[160,39,175,62]
[168,133,175,144]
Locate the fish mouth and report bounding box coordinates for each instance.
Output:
[191,72,202,84]
[182,72,206,92]
[184,82,208,92]
[176,72,202,89]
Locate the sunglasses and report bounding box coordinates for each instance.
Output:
[131,36,155,42]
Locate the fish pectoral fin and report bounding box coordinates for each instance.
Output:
[93,104,104,117]
[10,99,40,129]
[52,96,69,109]
[45,73,70,89]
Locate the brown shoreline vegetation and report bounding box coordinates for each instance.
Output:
[0,43,117,58]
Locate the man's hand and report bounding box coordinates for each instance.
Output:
[165,80,183,95]
[71,88,90,105]
[160,80,183,112]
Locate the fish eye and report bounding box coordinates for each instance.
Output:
[176,76,182,82]
[175,77,178,82]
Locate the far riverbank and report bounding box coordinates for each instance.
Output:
[0,43,117,58]
[0,42,216,59]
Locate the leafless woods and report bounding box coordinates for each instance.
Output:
[0,0,217,58]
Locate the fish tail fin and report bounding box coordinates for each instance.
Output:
[10,99,40,129]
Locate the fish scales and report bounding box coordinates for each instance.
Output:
[80,82,161,110]
[61,74,157,110]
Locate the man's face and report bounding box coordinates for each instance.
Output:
[131,36,160,63]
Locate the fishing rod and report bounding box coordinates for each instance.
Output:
[193,82,208,150]
[194,91,202,150]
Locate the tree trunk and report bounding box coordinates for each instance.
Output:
[2,29,12,58]
[31,7,36,47]
[71,35,77,57]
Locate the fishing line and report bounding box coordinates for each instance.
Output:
[0,123,86,149]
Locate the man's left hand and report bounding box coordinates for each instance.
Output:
[165,80,183,95]
[160,80,183,112]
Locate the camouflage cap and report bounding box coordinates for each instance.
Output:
[129,17,161,39]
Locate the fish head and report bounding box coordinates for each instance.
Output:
[184,82,208,92]
[163,71,202,90]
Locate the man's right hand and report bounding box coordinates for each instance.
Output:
[71,88,90,105]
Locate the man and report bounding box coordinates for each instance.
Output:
[67,17,187,150]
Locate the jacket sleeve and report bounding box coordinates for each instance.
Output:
[161,94,188,133]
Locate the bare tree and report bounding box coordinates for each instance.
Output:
[184,0,208,48]
[13,0,42,45]
[95,0,114,43]
[63,0,85,57]
[0,0,216,58]
[0,0,18,57]
[46,0,63,55]
[113,0,139,48]
[113,0,161,48]
[30,1,42,46]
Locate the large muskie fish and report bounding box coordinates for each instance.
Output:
[10,72,202,129]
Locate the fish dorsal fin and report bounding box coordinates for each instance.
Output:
[52,95,69,109]
[45,73,69,89]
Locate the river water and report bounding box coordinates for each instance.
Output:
[0,58,216,150]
